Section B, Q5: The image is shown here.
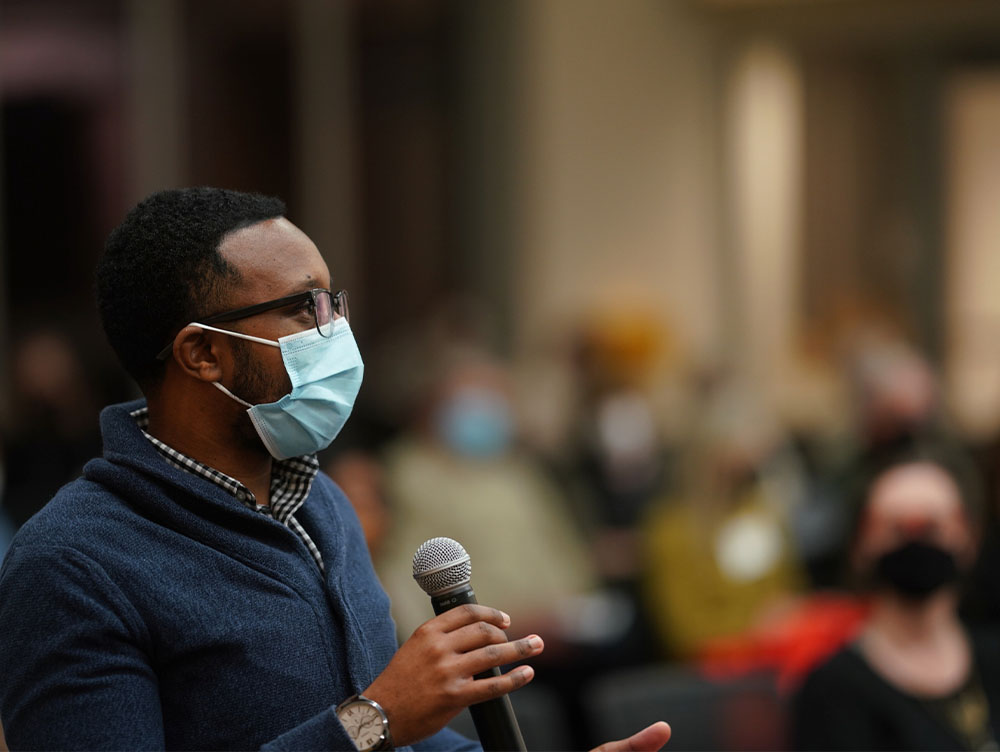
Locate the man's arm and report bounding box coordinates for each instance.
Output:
[0,545,165,750]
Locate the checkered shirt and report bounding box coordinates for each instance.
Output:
[132,407,325,571]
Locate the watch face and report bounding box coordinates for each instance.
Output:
[340,701,385,750]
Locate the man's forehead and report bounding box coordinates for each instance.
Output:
[218,217,331,297]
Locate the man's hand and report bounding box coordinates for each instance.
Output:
[362,604,544,746]
[591,722,672,752]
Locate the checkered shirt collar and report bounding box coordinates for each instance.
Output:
[130,407,323,568]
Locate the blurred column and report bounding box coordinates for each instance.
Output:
[725,40,803,409]
[944,70,1000,440]
[291,0,359,319]
[453,1,518,354]
[514,0,723,364]
[897,56,944,363]
[125,0,187,199]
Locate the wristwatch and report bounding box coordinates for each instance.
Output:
[336,694,394,751]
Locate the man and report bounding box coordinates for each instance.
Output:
[0,187,669,751]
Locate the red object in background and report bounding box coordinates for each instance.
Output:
[697,592,872,694]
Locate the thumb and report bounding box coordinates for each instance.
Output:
[591,721,672,752]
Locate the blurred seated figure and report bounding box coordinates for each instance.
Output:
[640,375,806,659]
[566,312,674,586]
[1,330,103,528]
[374,348,629,750]
[803,334,945,589]
[846,335,941,463]
[793,441,1000,751]
[374,349,606,650]
[696,590,870,695]
[324,449,390,558]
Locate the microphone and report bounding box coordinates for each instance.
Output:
[412,537,528,752]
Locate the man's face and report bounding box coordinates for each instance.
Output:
[214,217,333,406]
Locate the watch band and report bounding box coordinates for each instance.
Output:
[336,694,394,752]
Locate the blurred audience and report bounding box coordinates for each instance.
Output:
[793,440,1000,751]
[1,329,103,528]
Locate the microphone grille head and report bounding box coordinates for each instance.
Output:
[412,537,472,596]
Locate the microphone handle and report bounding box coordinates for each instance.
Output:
[431,587,528,752]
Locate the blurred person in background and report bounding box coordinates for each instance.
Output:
[640,369,806,660]
[544,312,681,675]
[796,333,945,590]
[567,313,674,583]
[793,440,1000,751]
[374,346,627,662]
[324,448,391,559]
[845,334,942,465]
[1,329,103,528]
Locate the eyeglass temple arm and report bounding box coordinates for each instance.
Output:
[155,322,280,361]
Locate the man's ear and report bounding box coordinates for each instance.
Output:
[172,325,225,382]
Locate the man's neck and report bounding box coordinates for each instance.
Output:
[146,400,273,506]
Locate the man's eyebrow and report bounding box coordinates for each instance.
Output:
[286,281,324,295]
[298,275,330,290]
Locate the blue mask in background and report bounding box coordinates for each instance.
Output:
[434,386,513,459]
[203,318,364,460]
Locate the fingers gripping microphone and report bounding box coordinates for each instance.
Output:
[413,538,527,752]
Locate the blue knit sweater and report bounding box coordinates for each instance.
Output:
[0,400,479,752]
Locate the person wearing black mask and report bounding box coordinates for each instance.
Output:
[793,442,1000,751]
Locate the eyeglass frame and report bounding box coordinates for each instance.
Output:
[155,288,349,361]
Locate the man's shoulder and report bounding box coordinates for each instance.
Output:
[304,470,364,540]
[8,474,135,551]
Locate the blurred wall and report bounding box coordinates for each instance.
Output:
[513,0,724,370]
[945,70,1000,440]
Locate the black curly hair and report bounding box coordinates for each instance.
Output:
[95,187,286,390]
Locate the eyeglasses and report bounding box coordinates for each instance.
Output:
[156,288,348,360]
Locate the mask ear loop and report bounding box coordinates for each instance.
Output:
[213,381,254,409]
[190,323,280,409]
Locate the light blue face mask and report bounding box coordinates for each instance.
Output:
[434,386,513,459]
[194,317,364,460]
